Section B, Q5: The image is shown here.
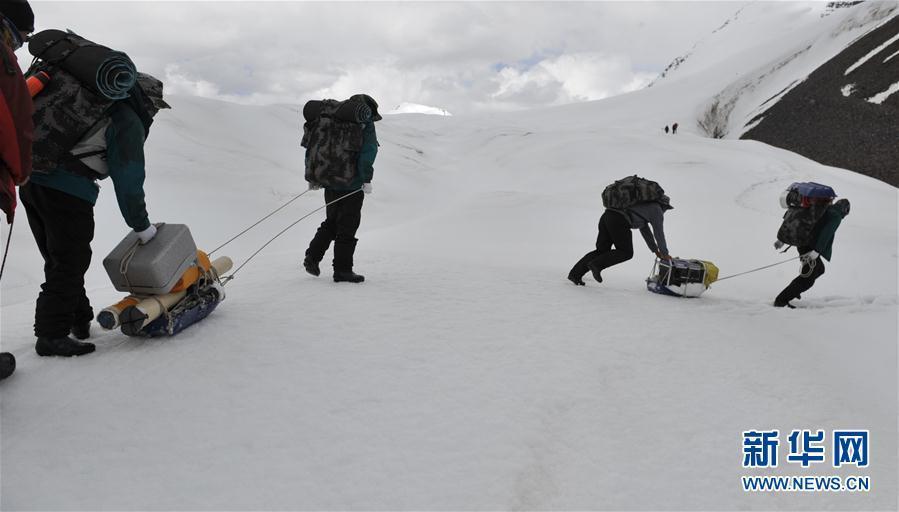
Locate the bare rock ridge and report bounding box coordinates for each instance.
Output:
[740,14,899,186]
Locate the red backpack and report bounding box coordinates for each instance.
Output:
[0,44,33,223]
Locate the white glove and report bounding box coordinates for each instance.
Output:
[773,240,784,250]
[800,250,819,263]
[362,183,372,194]
[136,224,157,245]
[307,182,321,191]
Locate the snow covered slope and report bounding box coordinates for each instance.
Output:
[1,5,897,507]
[651,0,898,139]
[1,89,895,509]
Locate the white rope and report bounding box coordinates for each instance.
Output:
[209,189,311,255]
[221,188,363,285]
[715,256,801,282]
[118,240,141,291]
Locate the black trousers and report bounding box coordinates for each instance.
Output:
[20,183,95,339]
[775,255,826,304]
[570,210,634,278]
[305,189,364,272]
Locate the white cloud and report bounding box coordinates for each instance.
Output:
[26,1,741,113]
[490,52,656,108]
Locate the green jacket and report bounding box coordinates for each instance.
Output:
[28,101,151,231]
[811,206,844,261]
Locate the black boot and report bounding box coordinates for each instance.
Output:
[0,352,15,380]
[588,262,603,283]
[71,321,91,340]
[567,271,585,286]
[35,336,96,357]
[774,290,797,309]
[303,257,321,277]
[333,270,365,283]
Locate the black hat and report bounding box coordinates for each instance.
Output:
[136,72,171,111]
[834,198,850,217]
[659,194,674,210]
[0,1,34,33]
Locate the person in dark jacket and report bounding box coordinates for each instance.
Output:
[672,122,678,134]
[0,0,34,379]
[569,196,673,285]
[774,199,849,308]
[303,94,380,284]
[21,71,166,356]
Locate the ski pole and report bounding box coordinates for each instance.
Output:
[0,217,12,282]
[220,188,363,285]
[209,188,312,256]
[715,256,800,282]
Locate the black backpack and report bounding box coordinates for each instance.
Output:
[301,98,371,188]
[602,175,666,210]
[776,183,836,247]
[26,30,167,178]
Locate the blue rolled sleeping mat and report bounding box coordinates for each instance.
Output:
[28,29,137,100]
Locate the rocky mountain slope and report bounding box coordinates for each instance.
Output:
[741,12,899,185]
[654,1,898,185]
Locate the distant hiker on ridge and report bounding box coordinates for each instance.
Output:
[664,125,669,134]
[672,122,678,134]
[301,94,380,283]
[568,176,673,286]
[22,29,170,357]
[0,0,35,379]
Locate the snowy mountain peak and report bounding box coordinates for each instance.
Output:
[385,102,453,116]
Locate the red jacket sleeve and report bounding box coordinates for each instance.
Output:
[0,45,33,183]
[0,46,33,222]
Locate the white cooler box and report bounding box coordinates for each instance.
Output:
[103,224,197,295]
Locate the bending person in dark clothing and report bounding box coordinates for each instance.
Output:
[774,198,850,308]
[569,196,673,286]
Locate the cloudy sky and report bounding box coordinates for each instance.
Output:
[26,1,744,114]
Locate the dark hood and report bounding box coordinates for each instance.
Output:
[349,94,382,122]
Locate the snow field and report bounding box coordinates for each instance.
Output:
[1,2,897,507]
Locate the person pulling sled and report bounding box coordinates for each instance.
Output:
[301,94,381,283]
[569,175,673,286]
[21,29,169,356]
[772,182,850,308]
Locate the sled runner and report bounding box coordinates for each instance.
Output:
[646,257,719,298]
